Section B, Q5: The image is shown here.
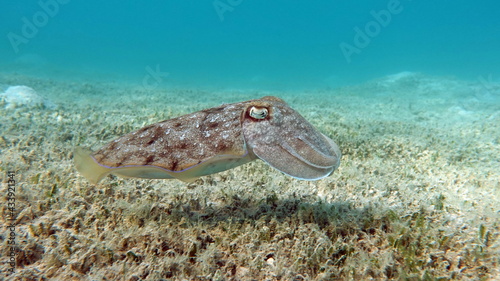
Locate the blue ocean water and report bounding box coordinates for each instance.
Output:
[1,0,499,90]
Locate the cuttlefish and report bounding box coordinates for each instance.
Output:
[74,96,341,183]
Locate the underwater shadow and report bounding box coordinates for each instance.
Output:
[148,192,394,234]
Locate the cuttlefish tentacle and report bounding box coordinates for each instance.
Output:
[74,96,341,183]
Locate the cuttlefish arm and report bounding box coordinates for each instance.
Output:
[74,96,341,184]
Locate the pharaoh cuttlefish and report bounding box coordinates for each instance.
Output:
[74,96,341,183]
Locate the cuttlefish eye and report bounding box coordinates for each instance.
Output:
[249,106,269,120]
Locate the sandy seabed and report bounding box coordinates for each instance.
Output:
[1,72,499,280]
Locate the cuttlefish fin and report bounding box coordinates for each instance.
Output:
[74,147,250,184]
[74,147,111,184]
[74,147,181,184]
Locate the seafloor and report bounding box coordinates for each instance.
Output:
[0,72,499,280]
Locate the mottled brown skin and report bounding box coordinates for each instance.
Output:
[92,101,249,171]
[75,96,341,183]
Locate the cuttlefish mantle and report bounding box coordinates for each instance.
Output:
[74,96,341,183]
